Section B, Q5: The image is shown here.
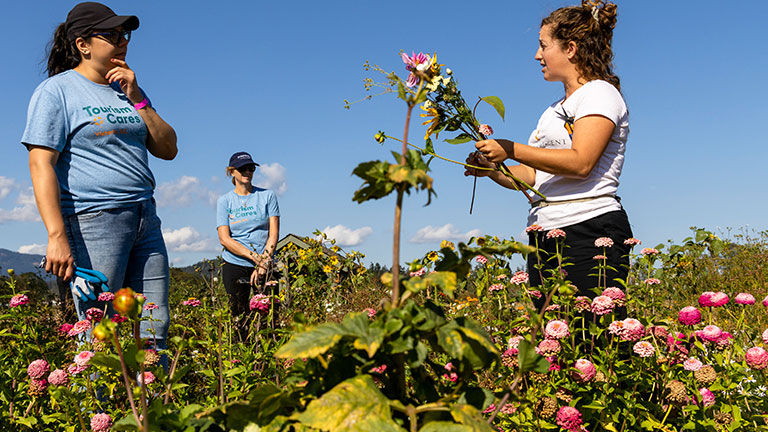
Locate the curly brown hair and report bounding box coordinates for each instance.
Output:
[541,0,620,91]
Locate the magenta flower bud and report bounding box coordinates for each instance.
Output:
[698,291,715,307]
[573,358,596,383]
[545,320,570,340]
[27,359,50,380]
[699,388,715,407]
[90,413,113,432]
[678,306,702,326]
[734,293,755,305]
[701,325,722,342]
[745,347,768,370]
[710,292,729,307]
[556,406,583,431]
[478,124,494,136]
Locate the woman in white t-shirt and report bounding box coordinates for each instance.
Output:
[466,0,633,303]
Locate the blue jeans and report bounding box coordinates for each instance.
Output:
[64,199,170,347]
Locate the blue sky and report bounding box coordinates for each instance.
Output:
[1,1,767,268]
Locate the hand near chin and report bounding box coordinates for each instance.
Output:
[106,58,142,104]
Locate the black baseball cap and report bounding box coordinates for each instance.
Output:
[65,2,140,42]
[229,152,259,169]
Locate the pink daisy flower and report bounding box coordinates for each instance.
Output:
[763,295,768,307]
[701,325,722,342]
[409,267,426,277]
[745,347,768,370]
[536,339,561,356]
[75,351,94,367]
[143,302,159,311]
[67,363,88,376]
[678,306,702,326]
[640,248,659,255]
[47,369,69,387]
[511,271,529,285]
[90,413,112,432]
[608,320,625,337]
[545,304,560,312]
[475,255,488,264]
[401,51,432,87]
[594,237,614,248]
[97,292,115,302]
[622,318,645,341]
[369,364,387,374]
[699,388,715,407]
[698,291,715,307]
[734,293,755,305]
[112,313,127,323]
[364,308,376,319]
[545,320,570,340]
[762,328,768,344]
[573,296,591,312]
[478,124,494,136]
[591,295,615,315]
[633,341,655,357]
[683,357,703,371]
[249,294,271,314]
[556,406,583,431]
[181,297,201,307]
[68,320,91,337]
[27,359,50,380]
[507,335,524,354]
[573,359,596,383]
[85,307,104,322]
[593,254,607,260]
[623,238,642,246]
[602,287,626,306]
[528,289,542,299]
[139,371,155,385]
[489,283,504,292]
[58,323,74,335]
[496,274,507,280]
[546,229,566,239]
[710,292,729,307]
[9,294,29,308]
[525,224,544,233]
[644,278,661,285]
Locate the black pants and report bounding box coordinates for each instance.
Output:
[222,261,255,318]
[528,209,633,304]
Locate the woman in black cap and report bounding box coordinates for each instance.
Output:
[216,152,280,335]
[22,2,177,350]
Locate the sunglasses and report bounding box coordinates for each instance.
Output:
[89,30,132,45]
[236,164,257,173]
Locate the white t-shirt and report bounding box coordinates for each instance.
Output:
[526,80,629,230]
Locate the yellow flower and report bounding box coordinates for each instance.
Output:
[427,251,439,261]
[332,245,340,252]
[429,52,443,75]
[440,240,455,250]
[298,249,306,258]
[330,256,339,266]
[420,104,440,140]
[323,265,333,273]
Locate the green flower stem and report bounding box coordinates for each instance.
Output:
[112,330,141,429]
[382,134,546,200]
[134,321,149,432]
[163,334,185,404]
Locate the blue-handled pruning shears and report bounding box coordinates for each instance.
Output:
[38,257,110,301]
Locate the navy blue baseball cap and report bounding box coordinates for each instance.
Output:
[228,152,259,169]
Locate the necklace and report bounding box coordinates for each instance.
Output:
[236,192,251,208]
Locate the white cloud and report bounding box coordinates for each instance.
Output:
[162,226,219,252]
[0,176,15,201]
[410,224,482,243]
[155,176,219,208]
[320,225,373,246]
[18,244,46,255]
[255,163,287,196]
[0,188,40,223]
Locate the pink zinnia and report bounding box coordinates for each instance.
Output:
[593,254,607,260]
[249,294,271,314]
[545,304,560,312]
[640,248,659,255]
[29,378,47,394]
[545,320,570,340]
[633,341,655,357]
[58,323,74,335]
[622,318,645,341]
[573,359,596,383]
[678,306,702,326]
[364,308,376,319]
[511,271,529,285]
[699,388,715,407]
[112,313,127,323]
[762,328,768,344]
[48,369,69,387]
[9,294,29,308]
[68,320,91,337]
[683,357,703,371]
[734,293,755,305]
[701,325,722,342]
[763,295,768,307]
[573,296,591,312]
[608,320,625,337]
[594,237,614,248]
[507,335,523,354]
[745,347,768,370]
[536,339,561,356]
[139,371,156,385]
[591,295,615,315]
[475,255,488,264]
[496,274,507,280]
[489,283,504,292]
[181,297,201,307]
[85,307,104,322]
[525,224,544,233]
[67,363,88,376]
[528,290,542,298]
[623,238,642,246]
[556,406,583,431]
[602,287,625,306]
[97,292,115,302]
[143,302,159,311]
[369,364,387,374]
[644,278,661,285]
[74,351,94,367]
[478,124,494,136]
[710,292,729,307]
[409,267,426,277]
[27,359,50,380]
[698,292,715,307]
[546,229,566,239]
[90,413,113,432]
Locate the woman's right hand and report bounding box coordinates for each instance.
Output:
[46,233,74,280]
[464,152,495,178]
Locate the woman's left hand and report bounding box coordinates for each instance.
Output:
[475,139,513,163]
[105,59,143,104]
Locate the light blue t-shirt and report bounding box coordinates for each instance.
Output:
[21,70,155,215]
[216,188,280,267]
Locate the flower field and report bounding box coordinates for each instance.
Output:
[2,227,768,431]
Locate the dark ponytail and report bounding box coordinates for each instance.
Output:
[46,23,81,77]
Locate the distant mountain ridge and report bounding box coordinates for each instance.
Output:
[0,248,49,278]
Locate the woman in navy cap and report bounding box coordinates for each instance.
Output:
[22,3,176,350]
[216,152,280,336]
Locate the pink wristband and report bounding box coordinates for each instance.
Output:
[134,98,150,110]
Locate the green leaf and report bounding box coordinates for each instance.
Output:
[449,404,495,432]
[424,138,435,155]
[397,81,406,101]
[517,339,546,373]
[293,375,405,431]
[445,133,474,144]
[437,323,464,358]
[420,422,473,432]
[90,352,123,374]
[342,313,385,358]
[275,322,346,359]
[480,96,505,120]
